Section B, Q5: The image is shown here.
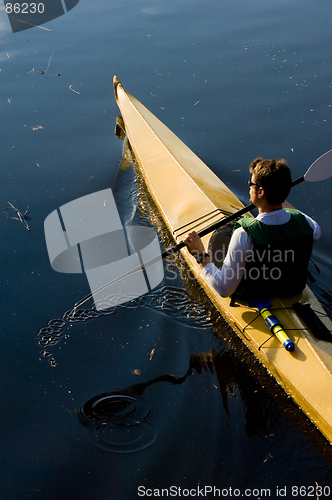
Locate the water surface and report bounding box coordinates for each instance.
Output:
[1,0,332,498]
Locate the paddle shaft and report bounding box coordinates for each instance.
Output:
[71,172,310,311]
[162,174,305,258]
[161,203,254,258]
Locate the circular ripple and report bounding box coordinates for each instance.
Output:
[77,392,158,453]
[90,421,158,453]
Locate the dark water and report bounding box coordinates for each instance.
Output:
[1,0,332,498]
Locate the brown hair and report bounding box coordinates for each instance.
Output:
[249,157,292,205]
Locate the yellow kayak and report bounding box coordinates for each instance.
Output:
[113,76,332,444]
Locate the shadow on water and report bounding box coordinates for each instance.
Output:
[76,347,290,454]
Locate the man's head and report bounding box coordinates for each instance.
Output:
[249,157,292,205]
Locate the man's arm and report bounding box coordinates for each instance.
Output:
[184,229,252,297]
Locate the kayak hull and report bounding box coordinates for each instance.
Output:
[113,76,332,445]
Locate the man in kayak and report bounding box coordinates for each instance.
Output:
[184,158,321,299]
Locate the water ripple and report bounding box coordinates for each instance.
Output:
[77,392,158,453]
[37,286,213,367]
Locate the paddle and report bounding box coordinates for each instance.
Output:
[71,149,332,313]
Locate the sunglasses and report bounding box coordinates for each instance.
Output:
[248,179,261,188]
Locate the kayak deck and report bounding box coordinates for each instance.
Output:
[113,76,332,444]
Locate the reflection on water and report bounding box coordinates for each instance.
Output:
[77,347,287,454]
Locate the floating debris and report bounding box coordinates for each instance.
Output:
[1,202,30,231]
[149,349,155,361]
[28,53,57,77]
[13,18,52,31]
[69,85,80,95]
[44,53,54,75]
[263,452,273,463]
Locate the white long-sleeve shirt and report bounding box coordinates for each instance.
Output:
[203,209,321,297]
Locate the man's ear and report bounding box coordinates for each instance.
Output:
[257,187,264,199]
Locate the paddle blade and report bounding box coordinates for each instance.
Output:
[304,149,332,182]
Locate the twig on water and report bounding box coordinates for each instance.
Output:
[69,85,80,95]
[1,202,31,231]
[44,53,55,74]
[11,18,53,31]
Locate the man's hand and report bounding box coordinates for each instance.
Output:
[183,231,205,256]
[183,231,211,267]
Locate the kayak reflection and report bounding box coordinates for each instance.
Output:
[77,347,283,453]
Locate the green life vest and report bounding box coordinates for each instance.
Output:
[233,209,313,299]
